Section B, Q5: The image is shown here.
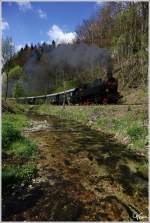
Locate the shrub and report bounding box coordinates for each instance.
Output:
[13,81,24,98]
[8,65,23,80]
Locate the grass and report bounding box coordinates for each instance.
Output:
[2,112,37,188]
[8,139,37,158]
[36,104,148,153]
[137,162,148,179]
[2,163,37,186]
[2,98,31,113]
[121,87,148,105]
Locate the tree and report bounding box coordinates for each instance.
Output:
[2,37,15,100]
[8,65,24,80]
[76,2,148,88]
[52,40,56,48]
[13,81,24,98]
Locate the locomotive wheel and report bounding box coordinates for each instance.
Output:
[103,97,108,104]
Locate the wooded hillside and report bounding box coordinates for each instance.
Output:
[2,1,148,97]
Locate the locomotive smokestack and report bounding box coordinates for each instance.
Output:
[107,70,112,79]
[107,64,113,79]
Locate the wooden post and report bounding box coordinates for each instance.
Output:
[63,70,66,109]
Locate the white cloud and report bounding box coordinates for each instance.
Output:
[96,0,103,5]
[17,2,32,12]
[16,44,24,52]
[38,9,47,19]
[2,20,9,31]
[47,25,77,45]
[16,42,31,52]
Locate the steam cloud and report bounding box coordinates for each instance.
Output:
[49,43,112,74]
[23,43,113,95]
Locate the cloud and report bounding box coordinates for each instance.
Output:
[37,9,47,19]
[2,19,9,31]
[96,0,103,5]
[17,2,32,12]
[16,42,31,52]
[16,44,24,52]
[47,25,77,44]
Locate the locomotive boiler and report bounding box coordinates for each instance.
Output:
[70,71,121,105]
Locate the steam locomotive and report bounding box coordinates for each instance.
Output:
[16,73,122,105]
[72,76,120,105]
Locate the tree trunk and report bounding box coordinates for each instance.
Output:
[5,72,8,101]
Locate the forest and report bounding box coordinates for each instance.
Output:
[2,1,148,98]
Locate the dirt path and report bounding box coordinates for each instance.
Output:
[3,113,148,221]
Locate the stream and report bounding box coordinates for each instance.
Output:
[3,112,148,221]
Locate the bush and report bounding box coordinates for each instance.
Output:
[13,81,24,98]
[8,65,23,80]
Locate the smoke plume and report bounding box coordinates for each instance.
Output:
[23,43,113,95]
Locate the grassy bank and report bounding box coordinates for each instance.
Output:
[36,104,148,155]
[2,112,37,189]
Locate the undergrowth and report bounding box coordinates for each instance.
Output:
[2,112,37,188]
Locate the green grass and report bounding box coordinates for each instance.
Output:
[2,119,21,149]
[2,112,28,150]
[36,104,148,152]
[127,125,147,141]
[8,139,37,158]
[3,112,28,131]
[2,112,37,188]
[3,99,31,113]
[137,162,148,179]
[2,163,37,186]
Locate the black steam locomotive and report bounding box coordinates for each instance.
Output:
[72,76,120,105]
[16,73,122,105]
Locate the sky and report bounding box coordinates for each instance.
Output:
[2,1,103,51]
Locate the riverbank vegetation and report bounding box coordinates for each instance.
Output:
[2,106,37,191]
[36,103,148,157]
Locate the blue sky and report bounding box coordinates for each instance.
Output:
[2,1,102,50]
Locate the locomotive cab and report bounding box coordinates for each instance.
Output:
[105,76,121,103]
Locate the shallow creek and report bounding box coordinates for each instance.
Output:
[3,112,148,221]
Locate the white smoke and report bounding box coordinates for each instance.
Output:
[47,25,77,45]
